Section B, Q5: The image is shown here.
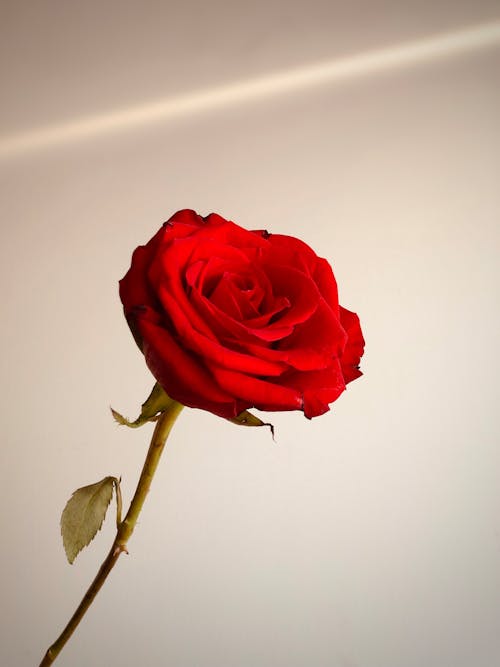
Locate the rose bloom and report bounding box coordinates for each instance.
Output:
[120,210,364,419]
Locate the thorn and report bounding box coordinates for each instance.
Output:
[113,544,129,557]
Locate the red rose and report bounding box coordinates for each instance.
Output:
[119,210,364,419]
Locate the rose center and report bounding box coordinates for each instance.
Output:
[208,271,264,320]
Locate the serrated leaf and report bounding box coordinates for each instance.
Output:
[61,476,115,564]
[228,410,275,439]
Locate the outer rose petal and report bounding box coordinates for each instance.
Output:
[339,306,365,384]
[312,258,340,312]
[279,361,346,418]
[165,208,205,231]
[265,233,319,275]
[209,366,303,413]
[134,309,245,417]
[119,208,205,324]
[119,225,165,315]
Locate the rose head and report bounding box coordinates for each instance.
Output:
[119,210,364,419]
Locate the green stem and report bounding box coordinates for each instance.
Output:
[39,401,184,666]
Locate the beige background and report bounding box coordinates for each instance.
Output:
[1,2,500,666]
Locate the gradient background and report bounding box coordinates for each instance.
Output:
[1,2,500,666]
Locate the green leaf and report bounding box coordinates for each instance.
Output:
[111,383,174,428]
[228,410,275,439]
[61,476,116,564]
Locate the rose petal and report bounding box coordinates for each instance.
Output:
[209,274,261,320]
[156,285,288,376]
[279,360,346,418]
[210,366,303,412]
[190,287,294,342]
[339,306,365,383]
[148,239,219,341]
[191,218,269,251]
[313,258,340,312]
[235,338,331,372]
[134,311,234,407]
[265,233,319,275]
[277,297,347,359]
[167,209,205,231]
[259,264,320,330]
[119,224,166,316]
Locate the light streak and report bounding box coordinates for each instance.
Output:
[1,21,499,159]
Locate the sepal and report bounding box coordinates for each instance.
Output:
[228,410,275,439]
[111,383,174,428]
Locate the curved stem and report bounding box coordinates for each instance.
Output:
[39,401,184,666]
